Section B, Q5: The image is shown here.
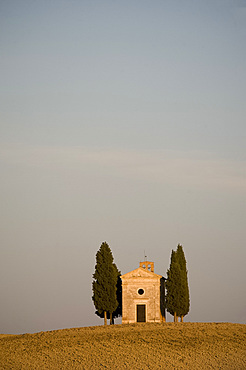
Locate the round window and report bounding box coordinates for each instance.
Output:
[138,288,144,295]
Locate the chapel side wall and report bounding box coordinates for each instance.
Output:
[160,277,166,322]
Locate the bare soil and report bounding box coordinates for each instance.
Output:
[1,323,245,369]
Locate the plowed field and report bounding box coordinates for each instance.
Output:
[1,323,245,369]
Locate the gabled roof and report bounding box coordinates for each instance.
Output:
[121,267,162,280]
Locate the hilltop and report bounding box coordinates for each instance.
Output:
[1,323,245,369]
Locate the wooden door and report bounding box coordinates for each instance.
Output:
[137,304,146,322]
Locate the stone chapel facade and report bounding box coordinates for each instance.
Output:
[121,261,165,324]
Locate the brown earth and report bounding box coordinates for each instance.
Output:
[0,322,246,369]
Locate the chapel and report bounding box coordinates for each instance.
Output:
[121,261,165,324]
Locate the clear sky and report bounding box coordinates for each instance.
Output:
[0,0,245,334]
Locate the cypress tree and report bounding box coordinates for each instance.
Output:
[176,244,190,322]
[92,242,119,325]
[165,250,183,322]
[95,263,122,325]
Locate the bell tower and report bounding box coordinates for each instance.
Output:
[139,261,154,272]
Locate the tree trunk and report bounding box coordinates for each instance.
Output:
[104,311,107,326]
[174,312,177,322]
[110,312,114,325]
[180,315,183,322]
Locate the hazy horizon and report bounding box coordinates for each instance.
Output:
[1,0,245,334]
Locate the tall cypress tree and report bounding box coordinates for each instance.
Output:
[166,245,190,322]
[176,244,190,322]
[165,250,182,322]
[95,263,122,324]
[92,242,119,325]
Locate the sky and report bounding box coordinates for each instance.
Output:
[0,0,245,334]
